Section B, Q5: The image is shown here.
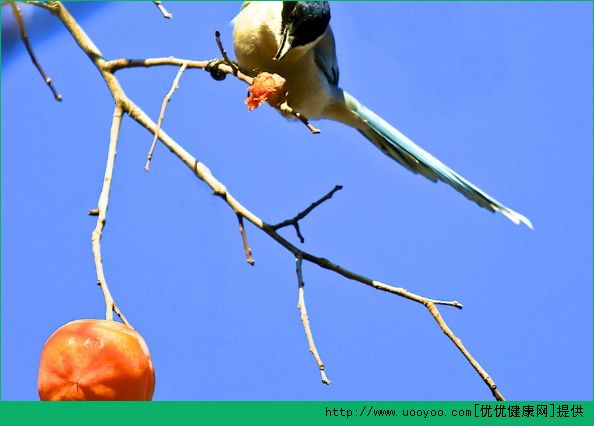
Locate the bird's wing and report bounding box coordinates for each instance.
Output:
[313,28,340,86]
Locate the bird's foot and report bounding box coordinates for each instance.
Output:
[205,58,228,81]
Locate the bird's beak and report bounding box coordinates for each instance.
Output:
[274,30,293,62]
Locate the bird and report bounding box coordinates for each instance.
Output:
[232,1,532,229]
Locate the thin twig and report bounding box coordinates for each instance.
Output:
[10,2,62,101]
[214,30,239,74]
[90,104,131,327]
[273,185,343,243]
[237,213,255,265]
[296,256,331,384]
[36,2,504,399]
[425,302,504,401]
[145,62,187,171]
[105,57,253,85]
[153,1,172,19]
[278,101,321,134]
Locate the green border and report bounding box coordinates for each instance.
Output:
[0,401,592,424]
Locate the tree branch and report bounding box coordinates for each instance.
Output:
[296,256,330,385]
[10,2,62,101]
[153,1,172,19]
[236,213,255,266]
[91,103,130,327]
[145,62,188,171]
[425,302,504,401]
[273,185,343,243]
[29,2,504,400]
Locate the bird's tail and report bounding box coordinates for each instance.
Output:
[343,92,533,229]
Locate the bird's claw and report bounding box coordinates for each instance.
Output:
[206,59,227,81]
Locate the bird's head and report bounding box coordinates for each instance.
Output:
[274,1,331,62]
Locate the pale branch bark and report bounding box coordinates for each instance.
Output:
[425,303,504,401]
[28,1,504,400]
[296,256,331,385]
[273,184,343,243]
[10,2,62,101]
[153,1,172,19]
[91,104,131,327]
[145,62,188,172]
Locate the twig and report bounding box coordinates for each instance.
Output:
[35,2,505,399]
[273,185,343,243]
[105,57,253,85]
[10,2,62,101]
[237,213,255,265]
[278,101,321,134]
[425,303,504,400]
[214,30,239,74]
[153,1,172,19]
[145,62,187,171]
[296,256,331,384]
[90,104,131,327]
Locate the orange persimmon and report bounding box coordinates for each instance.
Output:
[245,72,287,110]
[37,319,155,401]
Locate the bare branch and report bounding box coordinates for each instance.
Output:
[214,30,239,75]
[273,185,343,243]
[278,101,321,134]
[296,256,331,384]
[145,62,188,172]
[425,302,504,401]
[35,2,504,399]
[153,1,172,19]
[90,104,131,327]
[10,2,62,101]
[236,213,255,266]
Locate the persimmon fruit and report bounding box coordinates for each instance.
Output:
[37,319,155,401]
[245,72,287,110]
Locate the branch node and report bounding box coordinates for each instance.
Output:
[273,185,343,242]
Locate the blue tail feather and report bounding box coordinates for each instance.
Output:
[345,93,533,229]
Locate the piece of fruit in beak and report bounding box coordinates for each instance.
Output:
[245,72,287,111]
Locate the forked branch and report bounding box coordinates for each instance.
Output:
[26,1,504,400]
[273,185,343,243]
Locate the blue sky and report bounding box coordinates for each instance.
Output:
[2,1,592,401]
